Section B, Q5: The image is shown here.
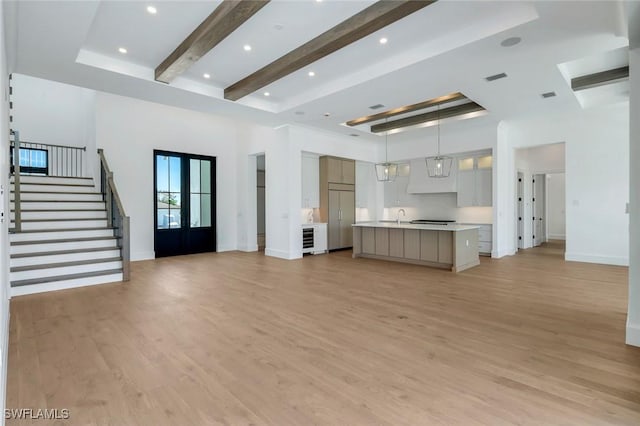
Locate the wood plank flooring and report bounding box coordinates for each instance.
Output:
[7,242,640,425]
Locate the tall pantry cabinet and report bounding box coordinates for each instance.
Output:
[319,156,355,250]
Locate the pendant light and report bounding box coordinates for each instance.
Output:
[425,105,452,178]
[375,118,398,182]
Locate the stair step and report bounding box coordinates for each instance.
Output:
[10,248,121,267]
[10,259,123,281]
[11,183,96,193]
[10,201,105,210]
[10,237,118,254]
[11,210,107,220]
[11,256,122,272]
[11,192,103,201]
[10,269,124,296]
[10,228,115,243]
[13,219,108,231]
[11,176,93,186]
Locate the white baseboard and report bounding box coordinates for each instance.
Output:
[565,252,629,266]
[492,248,516,258]
[1,298,9,425]
[237,245,258,252]
[265,248,302,260]
[548,234,566,240]
[627,321,640,347]
[131,251,155,261]
[217,246,236,253]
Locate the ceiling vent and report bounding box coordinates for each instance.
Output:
[541,91,556,98]
[368,103,385,110]
[485,72,508,82]
[349,133,360,137]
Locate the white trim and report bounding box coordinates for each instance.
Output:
[238,245,259,252]
[131,251,155,261]
[565,252,629,266]
[627,321,640,347]
[217,246,236,253]
[10,273,124,297]
[492,248,516,258]
[265,248,301,260]
[548,234,566,240]
[0,301,9,426]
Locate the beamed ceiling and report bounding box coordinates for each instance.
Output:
[4,0,631,143]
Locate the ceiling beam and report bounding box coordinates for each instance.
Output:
[370,102,485,133]
[155,0,270,84]
[571,66,629,91]
[346,92,465,127]
[224,0,436,101]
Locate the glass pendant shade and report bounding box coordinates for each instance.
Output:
[426,155,453,178]
[424,105,451,178]
[376,119,399,182]
[375,162,398,182]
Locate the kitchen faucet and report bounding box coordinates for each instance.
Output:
[396,209,406,225]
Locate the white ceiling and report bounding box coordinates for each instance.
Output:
[4,0,631,146]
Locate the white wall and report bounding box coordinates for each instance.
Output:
[95,92,260,260]
[11,74,97,179]
[547,173,566,240]
[0,2,10,419]
[505,103,629,266]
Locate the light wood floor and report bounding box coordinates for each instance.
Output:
[7,243,640,425]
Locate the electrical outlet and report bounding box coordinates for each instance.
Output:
[466,240,469,247]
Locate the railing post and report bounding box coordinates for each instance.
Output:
[12,130,21,233]
[106,172,113,226]
[122,216,130,281]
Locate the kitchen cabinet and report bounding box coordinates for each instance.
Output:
[324,157,355,184]
[457,154,492,207]
[320,156,356,250]
[302,223,327,255]
[301,154,320,208]
[327,189,355,250]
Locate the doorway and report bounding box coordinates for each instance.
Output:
[154,150,217,257]
[256,155,265,251]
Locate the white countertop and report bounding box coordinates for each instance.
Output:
[352,221,480,232]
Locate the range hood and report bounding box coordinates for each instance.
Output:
[406,158,458,194]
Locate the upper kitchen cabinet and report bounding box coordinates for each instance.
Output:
[302,153,320,208]
[457,153,493,207]
[325,156,355,184]
[407,158,457,194]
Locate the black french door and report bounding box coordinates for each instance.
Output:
[154,150,216,257]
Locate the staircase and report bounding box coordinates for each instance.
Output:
[9,175,125,296]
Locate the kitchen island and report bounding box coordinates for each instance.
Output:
[352,222,480,272]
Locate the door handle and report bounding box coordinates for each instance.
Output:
[339,209,342,221]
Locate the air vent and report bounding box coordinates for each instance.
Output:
[541,91,556,98]
[368,103,385,110]
[485,72,507,82]
[349,133,359,137]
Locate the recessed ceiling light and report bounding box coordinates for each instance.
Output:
[324,112,331,117]
[118,47,127,54]
[146,5,157,14]
[264,92,270,97]
[243,44,252,51]
[203,73,211,79]
[379,37,388,45]
[501,37,522,47]
[308,71,315,77]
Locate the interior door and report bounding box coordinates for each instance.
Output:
[339,190,355,248]
[532,174,545,247]
[517,172,524,249]
[154,150,216,257]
